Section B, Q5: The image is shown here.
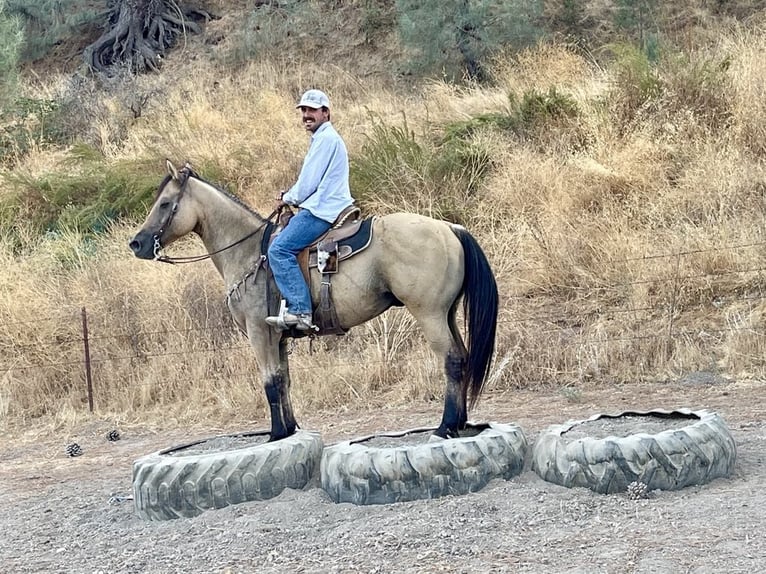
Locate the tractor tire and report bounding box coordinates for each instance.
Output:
[133,430,323,520]
[321,422,528,505]
[531,408,736,494]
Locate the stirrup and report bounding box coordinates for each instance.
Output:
[266,300,318,332]
[265,300,290,330]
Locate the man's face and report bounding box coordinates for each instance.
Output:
[299,106,329,133]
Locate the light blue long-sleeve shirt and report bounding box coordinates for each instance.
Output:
[282,121,354,223]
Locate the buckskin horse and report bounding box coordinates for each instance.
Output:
[129,161,499,440]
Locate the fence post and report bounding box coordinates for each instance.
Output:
[81,307,94,413]
[666,253,681,359]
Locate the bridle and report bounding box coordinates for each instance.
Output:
[152,165,278,265]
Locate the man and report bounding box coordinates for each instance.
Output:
[266,89,355,331]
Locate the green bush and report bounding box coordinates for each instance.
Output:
[350,113,493,223]
[225,2,291,66]
[517,87,580,129]
[443,111,520,141]
[604,42,732,135]
[0,150,160,240]
[660,51,732,130]
[613,0,660,57]
[0,97,63,165]
[361,0,397,45]
[224,0,353,68]
[443,87,583,150]
[0,0,23,107]
[545,0,589,41]
[42,69,161,153]
[350,114,428,205]
[6,0,100,61]
[603,42,663,128]
[396,0,544,81]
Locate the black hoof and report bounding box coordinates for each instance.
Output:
[433,426,460,439]
[268,428,296,442]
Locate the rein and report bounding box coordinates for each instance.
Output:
[155,219,274,264]
[152,166,279,264]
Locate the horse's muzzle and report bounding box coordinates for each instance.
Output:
[129,231,155,260]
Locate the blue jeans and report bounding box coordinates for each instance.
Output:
[267,209,332,315]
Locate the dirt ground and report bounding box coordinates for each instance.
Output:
[1,379,763,574]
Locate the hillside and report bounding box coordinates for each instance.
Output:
[2,1,766,427]
[18,1,766,80]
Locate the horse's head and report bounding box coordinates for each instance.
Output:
[129,160,200,260]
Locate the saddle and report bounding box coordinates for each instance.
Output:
[269,205,375,335]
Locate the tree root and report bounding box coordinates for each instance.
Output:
[84,1,211,73]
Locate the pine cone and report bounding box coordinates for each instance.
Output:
[106,429,121,442]
[66,442,83,457]
[626,480,649,500]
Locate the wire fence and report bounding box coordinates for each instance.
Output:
[2,240,766,412]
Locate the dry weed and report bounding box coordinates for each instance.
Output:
[4,23,766,428]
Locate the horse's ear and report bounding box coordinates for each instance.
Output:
[166,159,179,181]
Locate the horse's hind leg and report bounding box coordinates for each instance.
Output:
[448,306,470,430]
[435,346,468,438]
[417,313,468,439]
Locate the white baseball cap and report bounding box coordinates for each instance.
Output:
[296,89,331,109]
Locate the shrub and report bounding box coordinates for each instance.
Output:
[660,51,733,131]
[613,0,661,58]
[517,87,580,128]
[45,68,161,153]
[0,97,62,165]
[0,0,23,107]
[603,42,663,129]
[0,150,160,240]
[361,0,397,45]
[350,113,493,223]
[350,115,429,206]
[395,0,544,81]
[6,0,100,62]
[443,87,584,151]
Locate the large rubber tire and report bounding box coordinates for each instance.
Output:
[321,422,528,505]
[133,430,323,520]
[531,408,736,494]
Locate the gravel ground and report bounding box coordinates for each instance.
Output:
[1,380,763,574]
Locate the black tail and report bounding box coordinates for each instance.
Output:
[452,226,498,408]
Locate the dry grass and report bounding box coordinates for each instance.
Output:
[3,17,766,431]
[723,22,766,156]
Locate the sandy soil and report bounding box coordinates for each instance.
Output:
[1,379,763,574]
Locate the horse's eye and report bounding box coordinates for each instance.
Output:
[159,201,171,210]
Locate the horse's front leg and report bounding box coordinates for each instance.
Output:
[263,337,298,440]
[247,324,298,441]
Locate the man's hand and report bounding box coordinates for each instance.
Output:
[273,190,287,211]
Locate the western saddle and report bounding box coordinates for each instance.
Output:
[270,205,373,335]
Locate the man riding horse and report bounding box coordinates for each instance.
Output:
[266,89,355,332]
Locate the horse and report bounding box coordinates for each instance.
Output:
[129,161,499,441]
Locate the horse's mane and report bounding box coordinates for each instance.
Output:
[156,168,268,223]
[155,174,172,198]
